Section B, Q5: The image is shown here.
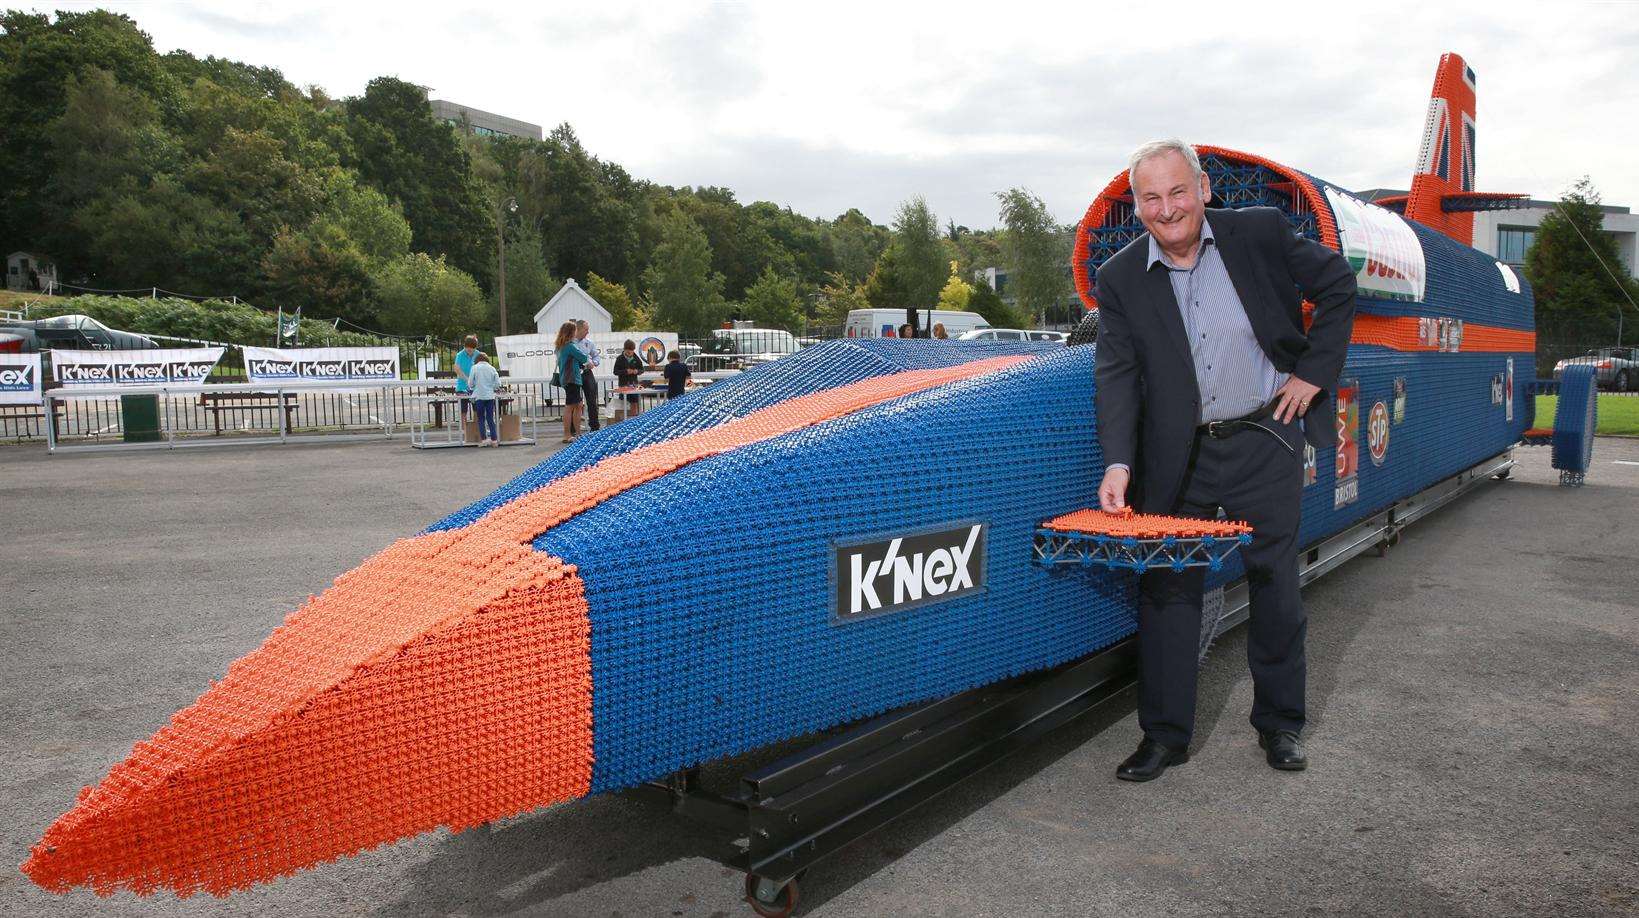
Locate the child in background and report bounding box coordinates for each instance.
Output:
[663,350,691,399]
[467,353,502,446]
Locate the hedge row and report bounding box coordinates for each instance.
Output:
[27,296,401,349]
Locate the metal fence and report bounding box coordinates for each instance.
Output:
[1537,342,1639,393]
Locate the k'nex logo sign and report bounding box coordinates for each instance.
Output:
[57,362,114,383]
[251,358,395,380]
[248,358,299,378]
[833,523,986,622]
[0,364,35,390]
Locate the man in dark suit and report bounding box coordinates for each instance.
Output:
[1093,140,1357,781]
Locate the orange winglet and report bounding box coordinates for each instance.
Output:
[1041,506,1253,540]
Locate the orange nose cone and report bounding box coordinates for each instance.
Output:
[22,529,593,897]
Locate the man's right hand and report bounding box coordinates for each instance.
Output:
[1099,466,1130,512]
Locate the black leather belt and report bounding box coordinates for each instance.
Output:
[1198,401,1275,439]
[1196,400,1296,456]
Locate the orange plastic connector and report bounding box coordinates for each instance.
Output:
[1041,506,1253,540]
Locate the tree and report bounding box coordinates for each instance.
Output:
[817,271,870,327]
[829,208,888,284]
[371,252,487,341]
[500,223,557,327]
[642,210,727,338]
[261,222,373,321]
[937,270,973,312]
[1526,177,1639,346]
[967,270,1029,328]
[587,271,648,331]
[996,187,1069,328]
[890,196,946,308]
[345,76,493,290]
[742,267,805,333]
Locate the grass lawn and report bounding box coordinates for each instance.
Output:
[1535,394,1639,436]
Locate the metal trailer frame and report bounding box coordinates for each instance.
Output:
[628,449,1515,917]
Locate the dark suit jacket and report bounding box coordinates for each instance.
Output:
[1093,206,1357,514]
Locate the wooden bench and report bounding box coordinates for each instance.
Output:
[198,391,299,434]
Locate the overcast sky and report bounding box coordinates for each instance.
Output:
[45,1,1639,229]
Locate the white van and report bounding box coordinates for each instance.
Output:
[844,309,990,339]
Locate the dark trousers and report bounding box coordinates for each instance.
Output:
[473,398,497,441]
[1137,416,1307,749]
[582,369,600,431]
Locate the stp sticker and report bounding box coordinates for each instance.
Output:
[1368,401,1390,466]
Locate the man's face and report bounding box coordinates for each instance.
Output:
[1131,150,1211,254]
[576,325,588,339]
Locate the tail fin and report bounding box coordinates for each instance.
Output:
[1405,53,1478,242]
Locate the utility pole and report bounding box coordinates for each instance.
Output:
[497,195,517,336]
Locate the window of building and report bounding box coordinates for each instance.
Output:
[1497,226,1535,266]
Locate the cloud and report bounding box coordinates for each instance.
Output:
[38,0,1639,228]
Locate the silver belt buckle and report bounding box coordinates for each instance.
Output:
[1206,420,1224,438]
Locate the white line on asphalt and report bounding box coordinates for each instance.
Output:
[1615,460,1639,466]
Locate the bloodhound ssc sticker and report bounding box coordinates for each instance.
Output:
[1368,401,1390,466]
[1393,377,1406,424]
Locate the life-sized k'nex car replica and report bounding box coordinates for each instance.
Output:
[25,52,1598,906]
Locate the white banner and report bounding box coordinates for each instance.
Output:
[0,352,42,405]
[243,346,399,386]
[1324,187,1427,302]
[51,347,225,389]
[494,331,678,382]
[493,334,556,380]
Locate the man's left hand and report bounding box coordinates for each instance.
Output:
[1273,376,1322,424]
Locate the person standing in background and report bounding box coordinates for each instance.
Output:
[454,335,479,419]
[615,339,646,418]
[466,352,502,446]
[556,321,587,443]
[574,320,602,432]
[663,349,691,398]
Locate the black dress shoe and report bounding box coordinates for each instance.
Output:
[1258,729,1308,771]
[1116,737,1189,782]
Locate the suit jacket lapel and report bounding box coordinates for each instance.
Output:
[1138,253,1198,389]
[1211,213,1280,358]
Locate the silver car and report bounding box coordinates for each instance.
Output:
[1554,347,1637,391]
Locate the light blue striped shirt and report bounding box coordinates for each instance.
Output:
[1149,217,1286,423]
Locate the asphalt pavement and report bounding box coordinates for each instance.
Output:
[2,435,1635,917]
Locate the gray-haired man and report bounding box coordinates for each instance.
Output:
[1093,140,1357,781]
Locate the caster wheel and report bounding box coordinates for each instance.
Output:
[1492,468,1511,481]
[745,872,801,917]
[1386,530,1401,548]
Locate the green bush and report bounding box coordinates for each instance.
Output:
[27,295,390,348]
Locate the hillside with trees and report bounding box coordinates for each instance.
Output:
[0,9,1074,342]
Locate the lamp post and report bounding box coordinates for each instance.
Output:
[496,195,518,336]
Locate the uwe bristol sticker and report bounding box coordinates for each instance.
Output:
[833,523,986,622]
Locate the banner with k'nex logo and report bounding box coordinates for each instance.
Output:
[0,353,43,405]
[242,346,400,386]
[51,348,225,390]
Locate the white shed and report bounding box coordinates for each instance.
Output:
[532,278,611,336]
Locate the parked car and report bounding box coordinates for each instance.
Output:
[691,328,801,371]
[1553,347,1638,391]
[0,314,158,351]
[958,328,1068,343]
[844,308,990,339]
